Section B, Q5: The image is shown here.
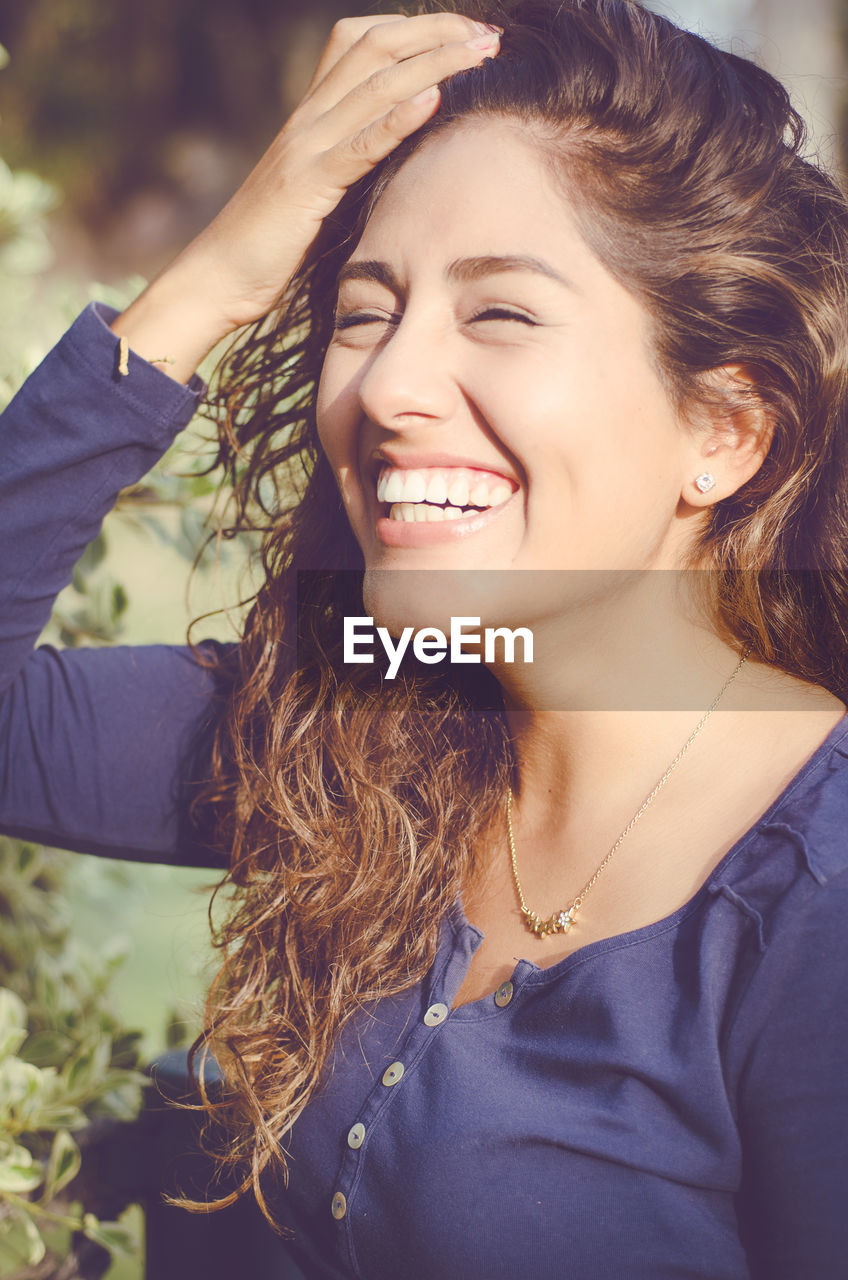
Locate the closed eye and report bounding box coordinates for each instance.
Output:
[470,307,537,325]
[333,310,399,330]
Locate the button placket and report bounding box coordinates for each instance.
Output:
[342,988,453,1173]
[328,935,462,1253]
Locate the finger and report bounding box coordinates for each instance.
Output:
[306,12,497,109]
[306,15,406,93]
[317,86,444,191]
[311,36,499,147]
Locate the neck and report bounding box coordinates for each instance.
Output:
[489,569,742,712]
[489,570,751,825]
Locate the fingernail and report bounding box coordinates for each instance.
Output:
[411,86,440,106]
[467,32,499,49]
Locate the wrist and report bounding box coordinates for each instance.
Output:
[109,256,243,385]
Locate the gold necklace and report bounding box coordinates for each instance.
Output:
[507,649,750,939]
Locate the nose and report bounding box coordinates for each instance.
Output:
[356,313,459,430]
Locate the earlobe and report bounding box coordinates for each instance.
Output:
[686,363,774,503]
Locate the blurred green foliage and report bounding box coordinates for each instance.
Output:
[0,0,350,279]
[0,37,237,1277]
[0,845,144,1274]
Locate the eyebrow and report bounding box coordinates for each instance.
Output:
[336,254,577,293]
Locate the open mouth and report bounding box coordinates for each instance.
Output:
[376,465,516,523]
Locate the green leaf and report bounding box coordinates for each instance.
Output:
[0,1057,47,1118]
[22,1215,46,1266]
[21,1029,72,1068]
[0,989,27,1060]
[90,1076,144,1122]
[41,1129,80,1201]
[37,1102,86,1130]
[0,1143,43,1192]
[82,1214,138,1256]
[111,583,128,619]
[110,1030,144,1067]
[72,532,107,586]
[65,1035,111,1094]
[0,1208,48,1271]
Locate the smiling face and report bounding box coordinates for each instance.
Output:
[315,119,707,633]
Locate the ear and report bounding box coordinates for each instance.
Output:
[681,364,774,506]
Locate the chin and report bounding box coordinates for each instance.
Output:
[362,567,464,637]
[361,565,549,639]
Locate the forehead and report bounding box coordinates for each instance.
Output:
[352,118,585,266]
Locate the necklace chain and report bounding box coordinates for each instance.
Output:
[507,649,751,939]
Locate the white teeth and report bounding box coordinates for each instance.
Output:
[404,471,427,503]
[383,471,405,503]
[380,466,516,523]
[447,478,470,507]
[425,474,448,505]
[388,501,429,522]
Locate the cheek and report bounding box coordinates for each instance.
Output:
[315,351,361,466]
[315,353,376,555]
[515,363,683,541]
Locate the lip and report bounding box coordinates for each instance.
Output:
[376,489,517,547]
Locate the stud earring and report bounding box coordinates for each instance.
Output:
[694,473,716,494]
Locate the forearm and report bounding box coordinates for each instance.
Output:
[0,304,228,866]
[0,301,204,690]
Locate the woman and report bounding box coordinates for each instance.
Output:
[2,1,848,1275]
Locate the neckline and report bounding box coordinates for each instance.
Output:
[448,710,848,1010]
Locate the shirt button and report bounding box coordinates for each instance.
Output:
[382,1060,405,1086]
[494,980,514,1008]
[331,1191,347,1220]
[424,1002,449,1026]
[347,1122,366,1150]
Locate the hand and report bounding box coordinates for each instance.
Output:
[111,13,501,380]
[190,12,501,328]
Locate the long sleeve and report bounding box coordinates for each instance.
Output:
[0,302,232,867]
[728,857,848,1278]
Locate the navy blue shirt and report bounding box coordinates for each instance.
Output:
[2,303,848,1279]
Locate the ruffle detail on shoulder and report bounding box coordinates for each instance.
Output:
[757,732,848,885]
[702,722,848,949]
[706,883,766,952]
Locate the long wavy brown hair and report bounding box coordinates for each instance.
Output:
[186,0,848,1223]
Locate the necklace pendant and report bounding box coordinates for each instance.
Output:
[523,907,576,938]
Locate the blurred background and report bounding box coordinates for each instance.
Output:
[1,0,846,294]
[0,1,846,1276]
